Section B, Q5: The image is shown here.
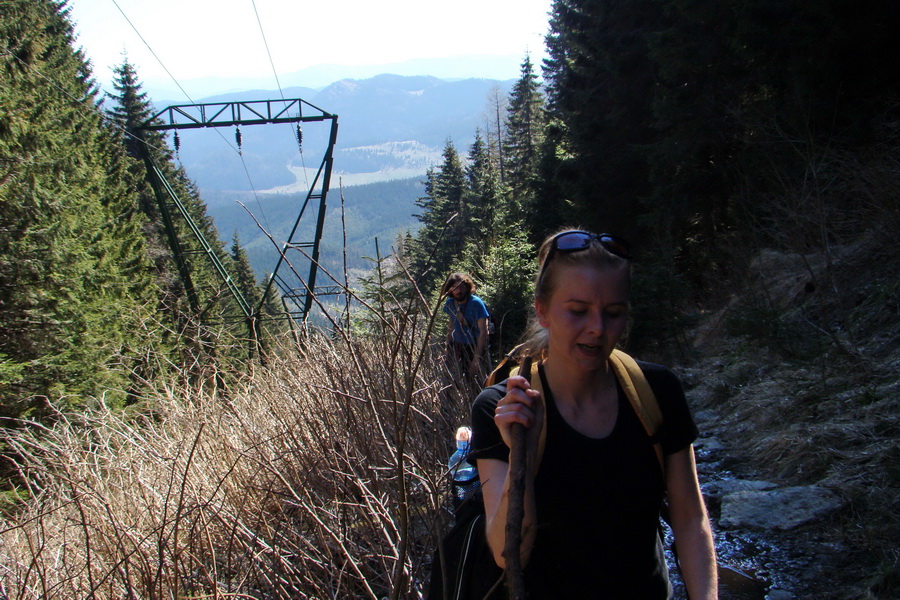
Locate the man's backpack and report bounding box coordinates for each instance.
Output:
[426,348,666,599]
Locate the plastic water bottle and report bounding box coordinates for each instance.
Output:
[449,426,478,505]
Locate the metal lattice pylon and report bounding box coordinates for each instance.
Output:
[135,98,340,334]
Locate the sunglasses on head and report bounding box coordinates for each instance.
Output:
[537,230,632,286]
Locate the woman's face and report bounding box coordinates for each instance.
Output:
[535,264,629,372]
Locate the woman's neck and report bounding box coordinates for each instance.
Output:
[541,355,616,408]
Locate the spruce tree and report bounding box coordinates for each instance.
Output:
[107,60,164,160]
[503,55,546,218]
[483,87,508,184]
[476,228,535,353]
[230,232,262,311]
[463,131,504,254]
[638,0,746,286]
[354,236,420,342]
[411,141,466,290]
[543,0,664,242]
[641,0,900,287]
[0,0,159,413]
[106,59,253,384]
[105,60,183,311]
[531,116,575,241]
[228,232,289,356]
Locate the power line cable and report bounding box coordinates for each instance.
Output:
[249,0,311,192]
[0,45,169,157]
[109,0,272,231]
[110,0,195,105]
[250,0,286,102]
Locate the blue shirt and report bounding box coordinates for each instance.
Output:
[443,294,489,346]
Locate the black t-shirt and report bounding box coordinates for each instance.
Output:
[468,361,699,599]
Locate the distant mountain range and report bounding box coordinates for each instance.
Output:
[161,73,515,279]
[143,54,529,99]
[162,74,514,193]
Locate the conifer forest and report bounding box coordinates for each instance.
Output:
[1,0,898,598]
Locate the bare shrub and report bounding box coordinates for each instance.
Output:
[1,307,478,598]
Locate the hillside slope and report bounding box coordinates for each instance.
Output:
[204,177,423,279]
[679,239,899,598]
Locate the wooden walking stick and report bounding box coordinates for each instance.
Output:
[503,355,532,599]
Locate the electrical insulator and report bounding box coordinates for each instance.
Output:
[235,127,243,153]
[296,123,303,150]
[173,131,181,157]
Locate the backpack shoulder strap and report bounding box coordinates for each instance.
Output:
[508,358,548,472]
[485,349,662,476]
[609,349,665,477]
[484,343,526,387]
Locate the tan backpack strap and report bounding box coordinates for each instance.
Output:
[508,357,548,472]
[484,343,526,387]
[528,360,548,472]
[609,349,665,477]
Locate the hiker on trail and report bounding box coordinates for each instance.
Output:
[468,229,718,599]
[442,272,490,377]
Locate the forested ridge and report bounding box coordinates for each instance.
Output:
[1,0,899,598]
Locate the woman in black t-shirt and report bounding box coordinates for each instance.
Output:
[469,229,717,599]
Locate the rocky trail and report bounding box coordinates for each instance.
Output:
[693,409,849,600]
[663,398,860,600]
[660,243,900,600]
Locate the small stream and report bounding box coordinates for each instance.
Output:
[663,497,796,599]
[664,423,804,600]
[664,522,777,600]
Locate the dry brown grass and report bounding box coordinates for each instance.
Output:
[0,313,480,598]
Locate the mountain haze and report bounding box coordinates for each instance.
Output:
[164,75,514,192]
[140,54,532,99]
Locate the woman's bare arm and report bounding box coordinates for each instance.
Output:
[477,375,543,568]
[477,458,537,568]
[666,446,718,600]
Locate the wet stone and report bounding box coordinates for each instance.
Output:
[715,565,767,599]
[719,485,844,531]
[694,436,726,457]
[696,459,727,476]
[704,479,778,499]
[693,408,718,426]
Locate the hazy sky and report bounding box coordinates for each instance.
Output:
[68,0,553,95]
